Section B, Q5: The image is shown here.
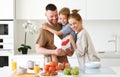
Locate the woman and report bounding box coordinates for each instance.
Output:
[68,10,100,69]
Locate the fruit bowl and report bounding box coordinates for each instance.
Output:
[85,62,101,69]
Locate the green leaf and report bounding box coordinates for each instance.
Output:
[18,44,31,52]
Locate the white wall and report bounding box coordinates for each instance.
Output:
[14,20,44,54]
[84,20,120,52]
[14,20,120,54]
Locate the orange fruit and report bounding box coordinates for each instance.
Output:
[49,61,56,67]
[55,66,61,71]
[44,65,49,71]
[49,66,55,71]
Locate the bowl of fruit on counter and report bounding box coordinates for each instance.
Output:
[41,61,71,76]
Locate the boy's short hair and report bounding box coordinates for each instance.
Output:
[46,4,57,11]
[59,7,70,17]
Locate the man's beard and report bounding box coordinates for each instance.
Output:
[48,19,58,26]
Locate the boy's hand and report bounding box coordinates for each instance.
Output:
[41,22,48,29]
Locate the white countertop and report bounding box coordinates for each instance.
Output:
[0,66,120,77]
[98,52,120,58]
[81,67,120,77]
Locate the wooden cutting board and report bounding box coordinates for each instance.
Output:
[9,73,37,77]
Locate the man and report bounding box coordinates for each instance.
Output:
[36,4,68,65]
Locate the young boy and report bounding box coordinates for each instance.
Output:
[42,7,76,64]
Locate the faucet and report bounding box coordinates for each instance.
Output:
[108,35,117,52]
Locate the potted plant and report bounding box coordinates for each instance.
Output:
[18,44,31,54]
[18,20,37,54]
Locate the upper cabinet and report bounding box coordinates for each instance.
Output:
[15,0,86,20]
[16,0,45,19]
[86,0,120,20]
[54,0,86,20]
[15,0,120,20]
[0,0,14,19]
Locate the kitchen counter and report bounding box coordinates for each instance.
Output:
[98,52,120,58]
[0,66,120,77]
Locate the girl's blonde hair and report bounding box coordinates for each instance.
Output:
[69,9,82,21]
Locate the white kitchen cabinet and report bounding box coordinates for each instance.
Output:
[54,0,86,20]
[86,0,120,20]
[15,0,86,19]
[15,0,120,20]
[0,0,14,19]
[101,58,120,67]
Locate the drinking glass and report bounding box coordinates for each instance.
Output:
[11,61,17,71]
[34,65,40,76]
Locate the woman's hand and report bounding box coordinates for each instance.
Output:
[65,48,74,56]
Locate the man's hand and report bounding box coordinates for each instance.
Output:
[55,48,66,56]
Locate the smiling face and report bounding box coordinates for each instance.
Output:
[59,14,68,25]
[68,18,82,32]
[46,10,58,25]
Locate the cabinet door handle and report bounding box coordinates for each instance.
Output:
[0,39,3,42]
[0,45,3,48]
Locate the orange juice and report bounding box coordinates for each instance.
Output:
[11,61,17,70]
[34,65,40,74]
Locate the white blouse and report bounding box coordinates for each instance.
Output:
[75,29,100,67]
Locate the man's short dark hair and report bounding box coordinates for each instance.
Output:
[46,4,57,11]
